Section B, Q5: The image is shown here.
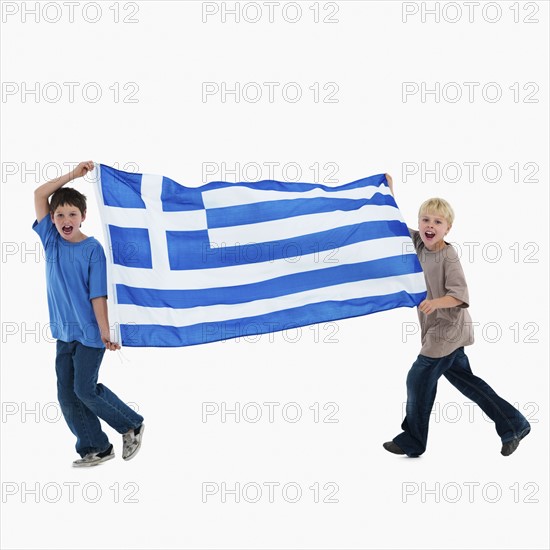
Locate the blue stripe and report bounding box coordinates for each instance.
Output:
[199,173,388,193]
[116,254,422,309]
[167,219,410,270]
[161,176,205,211]
[104,168,388,202]
[119,290,427,347]
[207,194,395,229]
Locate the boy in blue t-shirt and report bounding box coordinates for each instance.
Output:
[33,161,145,467]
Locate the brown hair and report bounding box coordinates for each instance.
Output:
[50,187,87,216]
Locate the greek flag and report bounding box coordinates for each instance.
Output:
[94,164,426,347]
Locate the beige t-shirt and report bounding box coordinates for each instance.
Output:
[410,229,474,358]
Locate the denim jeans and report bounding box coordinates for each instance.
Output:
[393,347,530,457]
[55,339,144,457]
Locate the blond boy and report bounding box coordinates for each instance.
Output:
[383,175,530,457]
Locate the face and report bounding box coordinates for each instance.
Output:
[51,204,86,242]
[418,211,451,251]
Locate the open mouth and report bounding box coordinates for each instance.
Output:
[62,225,73,236]
[425,231,435,240]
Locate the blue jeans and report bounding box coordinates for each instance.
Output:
[55,340,144,457]
[393,347,530,457]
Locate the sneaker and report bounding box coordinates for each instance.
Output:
[383,441,405,455]
[501,426,530,457]
[122,423,145,461]
[72,444,115,468]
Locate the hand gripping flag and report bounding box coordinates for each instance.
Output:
[93,164,426,347]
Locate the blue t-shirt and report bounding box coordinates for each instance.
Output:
[33,215,108,348]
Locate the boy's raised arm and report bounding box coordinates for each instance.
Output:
[34,160,94,222]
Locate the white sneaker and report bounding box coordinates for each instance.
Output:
[72,444,115,467]
[122,423,145,461]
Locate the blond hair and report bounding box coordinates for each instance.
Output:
[418,197,455,226]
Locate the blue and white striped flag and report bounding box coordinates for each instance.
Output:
[93,164,426,347]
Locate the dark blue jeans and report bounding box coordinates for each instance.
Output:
[394,347,530,457]
[55,340,144,457]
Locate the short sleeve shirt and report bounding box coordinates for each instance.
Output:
[410,229,474,358]
[33,215,108,348]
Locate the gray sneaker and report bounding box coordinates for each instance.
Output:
[122,423,145,461]
[72,444,115,468]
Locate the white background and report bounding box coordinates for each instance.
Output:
[1,1,548,549]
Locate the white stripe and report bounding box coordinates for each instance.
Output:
[208,204,403,247]
[202,182,391,209]
[115,272,426,327]
[100,206,207,231]
[111,236,415,290]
